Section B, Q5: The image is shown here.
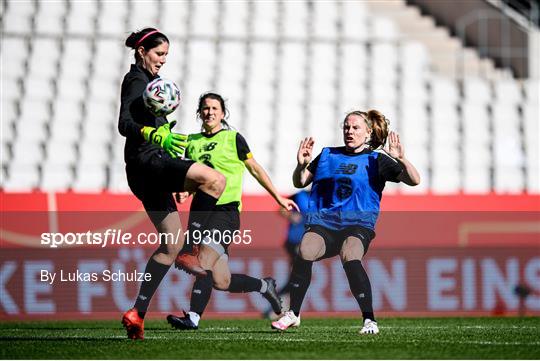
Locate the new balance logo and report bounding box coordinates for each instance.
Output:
[138,295,148,301]
[335,163,358,175]
[193,289,202,294]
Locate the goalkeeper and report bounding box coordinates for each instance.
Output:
[118,28,225,340]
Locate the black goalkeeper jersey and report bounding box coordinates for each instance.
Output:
[118,64,168,164]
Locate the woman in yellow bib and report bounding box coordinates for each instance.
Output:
[167,92,298,329]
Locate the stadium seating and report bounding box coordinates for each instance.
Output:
[0,0,537,195]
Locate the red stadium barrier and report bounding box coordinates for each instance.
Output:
[1,192,539,319]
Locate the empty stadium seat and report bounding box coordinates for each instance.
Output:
[72,164,107,192]
[400,41,430,81]
[160,1,189,36]
[430,76,460,106]
[41,163,73,192]
[34,1,66,35]
[1,38,29,81]
[493,78,523,105]
[1,0,537,195]
[0,78,22,104]
[10,139,44,166]
[371,16,398,40]
[401,81,429,104]
[370,43,398,84]
[23,78,55,101]
[494,166,525,194]
[3,163,40,191]
[1,100,18,142]
[306,103,340,147]
[190,1,219,37]
[27,38,61,81]
[312,1,338,39]
[109,168,131,193]
[342,1,369,40]
[399,103,429,145]
[3,0,35,34]
[96,0,127,36]
[462,77,492,105]
[310,43,337,104]
[461,103,490,145]
[66,0,98,36]
[282,1,309,39]
[431,103,460,145]
[222,1,249,38]
[463,165,491,194]
[1,137,11,161]
[128,0,159,32]
[279,43,306,93]
[252,1,278,39]
[16,118,48,143]
[431,166,461,194]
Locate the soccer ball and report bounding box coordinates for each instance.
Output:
[143,78,181,116]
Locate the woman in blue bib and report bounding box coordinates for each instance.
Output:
[271,110,420,334]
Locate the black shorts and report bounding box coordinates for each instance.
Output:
[304,224,375,260]
[284,241,300,259]
[197,202,240,254]
[126,150,195,226]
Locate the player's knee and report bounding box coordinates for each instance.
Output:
[213,274,231,291]
[201,170,226,197]
[340,243,364,263]
[198,246,219,269]
[298,243,321,261]
[213,172,226,194]
[340,251,363,263]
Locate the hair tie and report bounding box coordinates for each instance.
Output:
[134,29,160,48]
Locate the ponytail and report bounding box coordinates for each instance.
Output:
[366,110,389,149]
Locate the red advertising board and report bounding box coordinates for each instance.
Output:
[1,192,539,319]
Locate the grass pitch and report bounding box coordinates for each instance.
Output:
[0,317,538,359]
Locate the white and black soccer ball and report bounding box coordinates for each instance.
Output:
[143,78,181,116]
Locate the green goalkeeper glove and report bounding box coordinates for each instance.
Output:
[141,121,188,158]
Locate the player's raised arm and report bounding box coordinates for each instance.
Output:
[293,137,315,188]
[384,131,420,186]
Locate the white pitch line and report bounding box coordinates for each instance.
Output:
[300,325,539,330]
[1,334,538,346]
[436,340,540,346]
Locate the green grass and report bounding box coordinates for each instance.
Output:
[0,317,538,359]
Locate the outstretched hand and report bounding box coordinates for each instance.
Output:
[384,131,404,160]
[297,137,314,167]
[278,197,300,212]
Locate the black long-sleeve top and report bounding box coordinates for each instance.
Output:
[118,64,167,164]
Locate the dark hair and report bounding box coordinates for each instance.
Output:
[196,92,231,130]
[124,28,169,62]
[344,109,389,149]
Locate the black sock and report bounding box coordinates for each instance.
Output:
[182,191,219,253]
[343,260,375,322]
[134,257,171,318]
[190,270,213,316]
[289,257,313,316]
[228,274,263,293]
